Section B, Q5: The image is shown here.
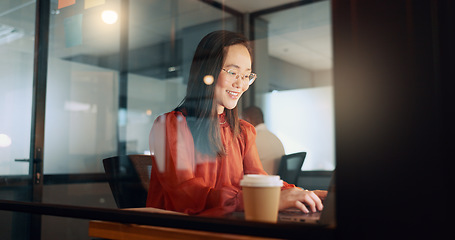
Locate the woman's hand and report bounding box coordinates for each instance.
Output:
[279,188,327,213]
[312,190,328,202]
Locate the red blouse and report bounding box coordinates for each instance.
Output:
[146,111,295,216]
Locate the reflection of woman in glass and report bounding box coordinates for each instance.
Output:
[146,30,326,216]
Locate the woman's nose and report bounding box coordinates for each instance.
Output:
[232,76,244,88]
[233,79,249,92]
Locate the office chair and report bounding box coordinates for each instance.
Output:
[102,154,153,208]
[277,152,307,185]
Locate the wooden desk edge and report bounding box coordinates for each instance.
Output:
[89,220,283,240]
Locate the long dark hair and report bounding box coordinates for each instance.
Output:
[176,30,253,156]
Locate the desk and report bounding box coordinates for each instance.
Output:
[88,208,282,240]
[89,220,282,240]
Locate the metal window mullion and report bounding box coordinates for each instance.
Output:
[29,0,50,238]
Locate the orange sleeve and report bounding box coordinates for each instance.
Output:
[147,112,242,216]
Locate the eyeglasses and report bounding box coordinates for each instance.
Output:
[222,69,257,86]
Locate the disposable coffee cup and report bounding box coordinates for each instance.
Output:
[240,174,283,223]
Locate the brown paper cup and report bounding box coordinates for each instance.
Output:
[240,175,283,223]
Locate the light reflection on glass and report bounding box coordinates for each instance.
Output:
[203,75,214,85]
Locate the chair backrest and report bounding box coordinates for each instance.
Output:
[129,154,153,191]
[277,152,307,185]
[102,154,153,208]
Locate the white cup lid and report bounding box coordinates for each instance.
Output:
[240,174,283,187]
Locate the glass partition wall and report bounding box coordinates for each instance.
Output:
[0,0,35,238]
[251,0,334,172]
[0,0,333,239]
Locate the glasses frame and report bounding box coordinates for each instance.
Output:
[222,68,257,85]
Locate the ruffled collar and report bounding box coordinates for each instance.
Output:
[218,112,228,126]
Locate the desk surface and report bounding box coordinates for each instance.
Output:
[88,208,283,240]
[89,220,282,240]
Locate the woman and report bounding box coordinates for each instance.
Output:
[146,30,325,216]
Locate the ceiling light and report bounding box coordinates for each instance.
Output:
[101,10,118,24]
[0,134,12,148]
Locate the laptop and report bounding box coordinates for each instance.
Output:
[278,171,336,227]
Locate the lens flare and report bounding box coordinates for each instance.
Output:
[203,75,214,85]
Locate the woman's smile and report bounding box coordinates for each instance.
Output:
[226,90,241,99]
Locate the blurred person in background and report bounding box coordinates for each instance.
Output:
[242,106,285,175]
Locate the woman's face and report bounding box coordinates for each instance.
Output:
[214,44,252,114]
